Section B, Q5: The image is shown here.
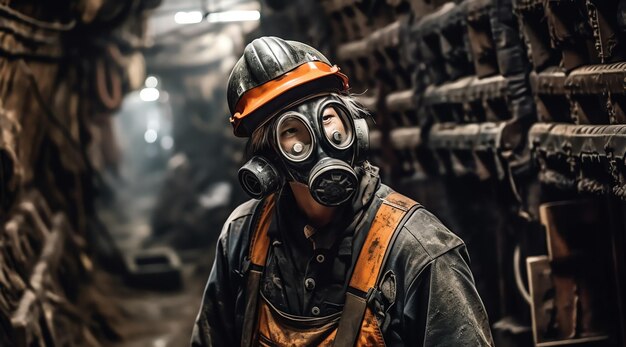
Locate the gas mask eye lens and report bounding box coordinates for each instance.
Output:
[276,113,314,162]
[321,105,353,150]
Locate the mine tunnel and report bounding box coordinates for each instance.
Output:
[1,0,626,346]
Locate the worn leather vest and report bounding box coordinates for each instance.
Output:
[241,192,419,347]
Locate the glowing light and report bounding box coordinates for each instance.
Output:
[144,129,158,143]
[139,88,160,102]
[153,337,168,347]
[161,135,174,150]
[207,10,260,23]
[145,76,158,88]
[175,11,203,24]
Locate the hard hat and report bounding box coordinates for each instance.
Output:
[227,36,349,137]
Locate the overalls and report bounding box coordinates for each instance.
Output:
[240,192,419,347]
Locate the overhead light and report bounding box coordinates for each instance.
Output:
[144,129,158,144]
[145,76,158,88]
[175,11,203,24]
[207,10,260,23]
[139,88,160,102]
[160,135,174,150]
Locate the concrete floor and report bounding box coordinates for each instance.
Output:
[92,167,216,347]
[89,251,212,347]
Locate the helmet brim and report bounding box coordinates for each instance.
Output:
[230,61,349,137]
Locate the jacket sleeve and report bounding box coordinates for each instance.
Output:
[191,224,237,347]
[403,244,494,346]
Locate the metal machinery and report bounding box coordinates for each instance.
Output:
[314,0,626,345]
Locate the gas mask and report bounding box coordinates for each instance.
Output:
[238,95,369,206]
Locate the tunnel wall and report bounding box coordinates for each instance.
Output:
[305,0,626,345]
[0,1,156,345]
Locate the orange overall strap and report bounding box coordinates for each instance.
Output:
[334,192,419,347]
[241,195,276,347]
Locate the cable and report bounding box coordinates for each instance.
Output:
[95,57,122,110]
[514,244,532,304]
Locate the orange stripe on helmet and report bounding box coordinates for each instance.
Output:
[229,61,349,136]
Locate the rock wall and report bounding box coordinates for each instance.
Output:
[0,1,157,345]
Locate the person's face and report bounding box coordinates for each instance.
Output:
[321,106,348,146]
[274,96,354,166]
[277,116,313,160]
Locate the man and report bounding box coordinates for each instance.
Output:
[192,36,493,346]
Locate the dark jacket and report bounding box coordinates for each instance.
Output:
[191,175,494,346]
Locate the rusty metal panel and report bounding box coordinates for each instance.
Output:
[529,67,570,123]
[526,255,553,346]
[386,88,415,112]
[428,121,510,179]
[466,0,499,78]
[465,74,509,122]
[566,63,626,95]
[321,0,400,43]
[337,39,372,88]
[423,74,510,123]
[439,2,474,80]
[424,75,473,123]
[565,62,626,124]
[544,0,600,72]
[369,20,412,90]
[412,3,454,85]
[529,123,626,198]
[492,0,536,125]
[514,0,561,71]
[321,0,626,344]
[585,0,626,63]
[532,200,613,345]
[321,0,626,343]
[417,1,475,82]
[386,88,417,126]
[320,0,372,42]
[389,126,425,175]
[389,127,422,149]
[429,122,483,151]
[429,121,512,151]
